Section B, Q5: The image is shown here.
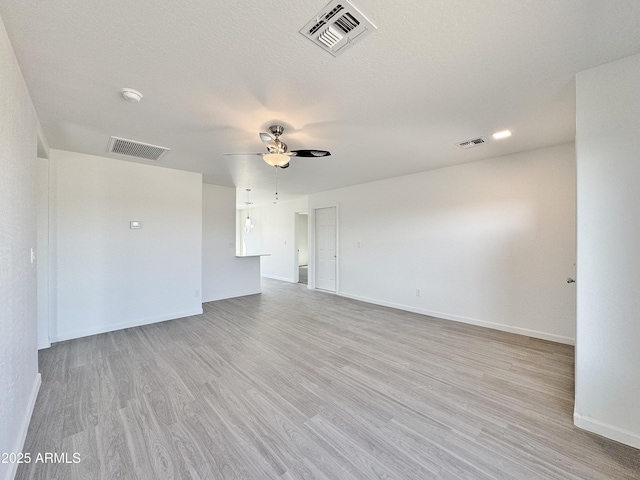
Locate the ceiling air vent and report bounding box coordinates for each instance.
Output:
[300,0,377,57]
[334,12,359,34]
[107,136,170,161]
[457,137,486,149]
[318,26,343,48]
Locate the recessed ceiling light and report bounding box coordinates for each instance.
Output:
[121,88,143,103]
[492,130,512,140]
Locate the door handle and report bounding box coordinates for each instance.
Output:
[566,278,576,283]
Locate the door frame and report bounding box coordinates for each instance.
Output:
[35,157,51,349]
[310,204,339,293]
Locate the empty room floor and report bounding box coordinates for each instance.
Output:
[17,279,639,479]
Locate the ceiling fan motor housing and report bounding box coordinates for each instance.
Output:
[268,125,284,138]
[267,138,288,154]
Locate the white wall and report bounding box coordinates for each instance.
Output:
[0,15,41,480]
[47,155,58,349]
[237,209,246,255]
[36,158,50,349]
[309,143,577,344]
[574,53,640,449]
[51,150,203,341]
[203,184,261,301]
[242,197,308,282]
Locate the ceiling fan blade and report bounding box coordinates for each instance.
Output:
[222,152,265,156]
[290,149,331,157]
[259,132,273,143]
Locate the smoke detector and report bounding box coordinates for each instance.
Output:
[300,0,377,57]
[121,88,143,102]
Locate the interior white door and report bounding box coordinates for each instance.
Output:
[315,206,336,292]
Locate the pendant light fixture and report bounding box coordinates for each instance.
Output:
[244,188,254,234]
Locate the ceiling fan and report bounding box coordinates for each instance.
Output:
[224,125,331,169]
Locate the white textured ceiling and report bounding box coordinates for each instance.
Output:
[2,0,640,206]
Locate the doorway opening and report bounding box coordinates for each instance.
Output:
[295,211,309,285]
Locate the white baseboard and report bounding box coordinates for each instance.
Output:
[338,292,575,346]
[261,274,296,283]
[50,307,203,343]
[574,412,640,449]
[6,373,41,480]
[203,289,262,302]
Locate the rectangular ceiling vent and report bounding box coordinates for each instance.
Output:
[457,137,486,149]
[300,0,377,57]
[107,136,170,161]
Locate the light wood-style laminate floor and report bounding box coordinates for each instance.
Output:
[17,279,639,479]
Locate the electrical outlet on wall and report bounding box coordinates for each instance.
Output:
[416,289,421,297]
[194,289,200,298]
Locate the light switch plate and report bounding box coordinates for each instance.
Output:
[130,221,142,229]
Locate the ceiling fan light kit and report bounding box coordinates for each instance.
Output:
[263,153,290,167]
[224,124,331,169]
